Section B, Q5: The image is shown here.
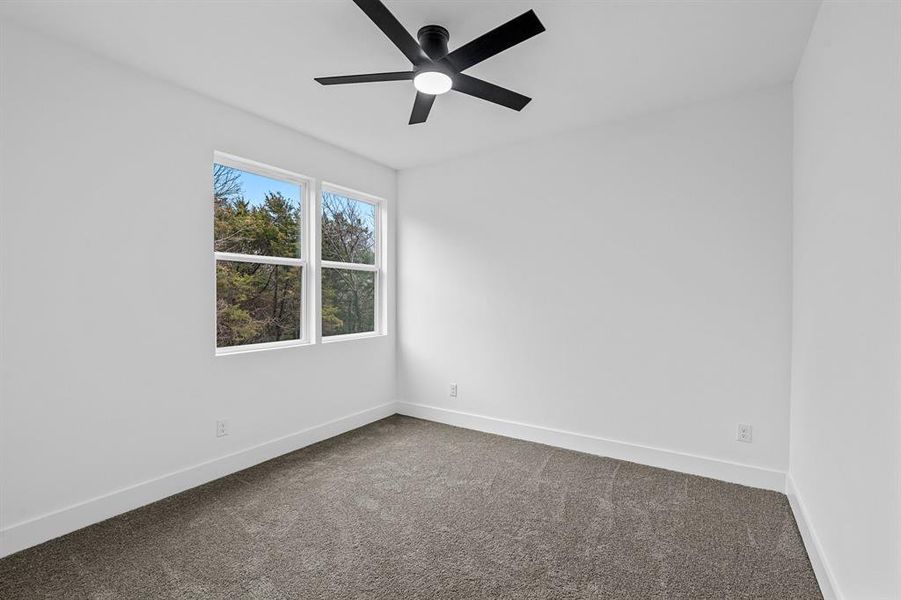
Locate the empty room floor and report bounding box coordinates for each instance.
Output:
[0,416,821,599]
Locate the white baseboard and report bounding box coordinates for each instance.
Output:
[0,401,398,558]
[396,401,786,492]
[0,401,796,563]
[786,474,842,600]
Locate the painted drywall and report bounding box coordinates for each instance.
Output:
[0,23,396,555]
[397,86,793,477]
[789,2,901,598]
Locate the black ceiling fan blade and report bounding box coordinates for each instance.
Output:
[352,0,429,66]
[452,73,531,111]
[409,92,436,124]
[315,71,414,85]
[442,10,545,72]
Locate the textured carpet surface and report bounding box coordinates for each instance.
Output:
[0,415,821,599]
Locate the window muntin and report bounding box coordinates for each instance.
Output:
[213,158,308,353]
[320,188,380,339]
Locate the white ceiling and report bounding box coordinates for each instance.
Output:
[0,0,820,169]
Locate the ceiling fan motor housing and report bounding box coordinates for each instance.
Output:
[417,25,450,60]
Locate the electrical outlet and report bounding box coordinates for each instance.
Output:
[449,383,458,398]
[216,419,229,438]
[736,423,752,443]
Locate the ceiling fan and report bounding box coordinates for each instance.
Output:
[315,0,546,125]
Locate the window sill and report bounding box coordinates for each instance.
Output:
[216,338,311,357]
[215,332,387,355]
[321,331,387,344]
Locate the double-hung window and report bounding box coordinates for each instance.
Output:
[212,154,384,354]
[213,155,310,354]
[320,185,381,340]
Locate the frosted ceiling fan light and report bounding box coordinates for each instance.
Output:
[413,71,453,95]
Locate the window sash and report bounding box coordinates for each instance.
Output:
[215,257,308,351]
[320,264,379,338]
[213,155,307,261]
[214,152,313,354]
[320,183,383,339]
[320,184,380,268]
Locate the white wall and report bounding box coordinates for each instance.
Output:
[397,86,793,484]
[789,2,901,599]
[0,23,396,556]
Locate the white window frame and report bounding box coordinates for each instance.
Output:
[320,182,385,343]
[213,152,313,356]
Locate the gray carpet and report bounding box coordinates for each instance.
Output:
[0,415,822,599]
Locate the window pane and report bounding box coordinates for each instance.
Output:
[321,191,376,264]
[322,268,375,336]
[216,260,302,347]
[213,164,302,258]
